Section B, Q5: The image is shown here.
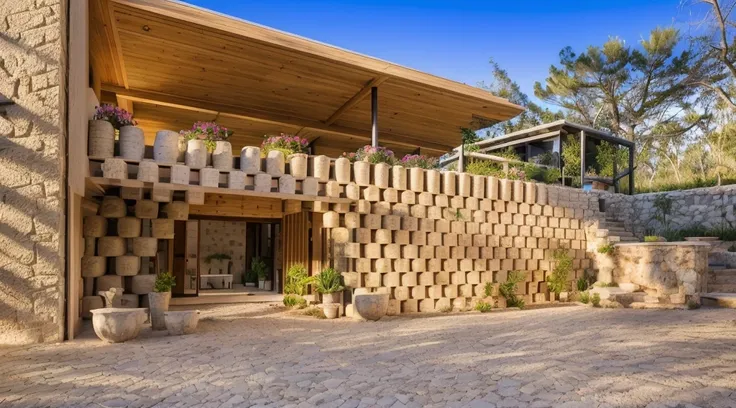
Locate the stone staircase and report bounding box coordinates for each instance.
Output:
[702,264,736,308]
[599,219,639,243]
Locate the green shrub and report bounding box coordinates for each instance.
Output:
[597,243,615,255]
[579,291,590,304]
[251,257,268,281]
[283,294,307,308]
[644,235,666,242]
[484,282,493,298]
[474,301,493,313]
[313,267,344,294]
[500,271,526,309]
[303,307,326,319]
[687,299,701,310]
[547,249,572,296]
[591,293,601,307]
[576,277,589,292]
[154,272,176,293]
[284,264,313,296]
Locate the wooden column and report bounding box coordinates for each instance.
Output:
[612,143,619,193]
[629,144,635,195]
[579,131,586,188]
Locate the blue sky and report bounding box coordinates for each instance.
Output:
[185,0,697,106]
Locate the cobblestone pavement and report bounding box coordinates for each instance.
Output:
[1,304,736,408]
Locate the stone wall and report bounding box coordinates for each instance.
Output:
[199,220,247,284]
[0,0,67,345]
[601,185,736,236]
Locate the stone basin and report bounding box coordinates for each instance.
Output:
[91,308,147,343]
[164,310,200,335]
[353,293,389,321]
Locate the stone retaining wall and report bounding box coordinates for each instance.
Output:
[0,0,67,345]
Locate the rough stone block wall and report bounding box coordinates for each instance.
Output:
[199,220,247,284]
[600,185,736,236]
[0,0,67,345]
[323,165,601,314]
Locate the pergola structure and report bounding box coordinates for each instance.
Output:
[89,0,524,158]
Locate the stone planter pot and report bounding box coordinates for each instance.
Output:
[154,130,181,163]
[334,157,351,184]
[409,167,424,192]
[353,161,370,186]
[442,171,456,195]
[513,180,524,202]
[148,291,171,331]
[88,120,115,158]
[185,139,207,169]
[119,126,145,160]
[91,308,147,343]
[177,136,187,163]
[392,165,407,190]
[212,141,233,170]
[164,311,200,335]
[312,155,330,182]
[323,303,339,319]
[353,293,389,321]
[289,153,308,180]
[266,150,286,177]
[374,163,390,189]
[240,146,261,174]
[322,292,341,304]
[426,169,440,194]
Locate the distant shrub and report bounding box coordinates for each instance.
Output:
[500,271,526,309]
[283,294,307,308]
[474,301,493,313]
[484,282,493,298]
[400,154,439,169]
[597,243,615,254]
[547,249,572,296]
[576,277,589,292]
[579,291,590,304]
[591,293,601,307]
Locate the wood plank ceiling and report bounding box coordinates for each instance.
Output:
[91,0,524,157]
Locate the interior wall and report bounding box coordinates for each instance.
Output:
[198,220,247,285]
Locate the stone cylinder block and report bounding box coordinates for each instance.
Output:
[363,186,380,202]
[131,274,156,295]
[323,211,340,228]
[96,275,124,293]
[117,217,141,238]
[88,120,115,158]
[383,188,398,203]
[536,184,547,205]
[171,165,191,185]
[302,177,318,196]
[345,213,360,228]
[84,216,108,238]
[84,237,96,255]
[353,161,370,186]
[487,176,499,200]
[524,182,536,204]
[335,157,351,184]
[212,141,233,170]
[279,175,296,194]
[312,155,330,182]
[135,200,158,219]
[153,130,181,163]
[100,196,127,218]
[345,183,361,200]
[513,180,524,202]
[400,190,416,205]
[200,168,220,187]
[119,125,145,160]
[185,140,209,169]
[240,146,262,174]
[472,175,486,199]
[254,173,273,193]
[120,294,140,308]
[102,158,127,179]
[115,256,141,276]
[392,166,407,190]
[266,150,286,177]
[82,256,106,278]
[457,173,471,197]
[374,163,390,189]
[152,219,175,239]
[289,153,308,180]
[82,296,104,319]
[409,167,425,192]
[98,236,126,256]
[325,181,341,198]
[442,171,457,196]
[132,237,157,257]
[137,160,159,183]
[164,201,189,220]
[227,170,246,189]
[500,179,512,201]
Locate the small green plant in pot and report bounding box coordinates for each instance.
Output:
[251,257,269,290]
[149,272,176,330]
[314,267,344,304]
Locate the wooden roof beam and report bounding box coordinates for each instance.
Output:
[103,84,451,154]
[324,76,389,126]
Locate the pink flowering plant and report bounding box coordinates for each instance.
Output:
[261,133,309,157]
[340,151,358,162]
[93,104,136,129]
[400,154,438,169]
[180,121,231,151]
[355,145,395,164]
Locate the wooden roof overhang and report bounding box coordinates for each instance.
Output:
[90,0,524,158]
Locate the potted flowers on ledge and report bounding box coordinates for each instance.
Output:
[149,271,176,331]
[89,104,139,159]
[261,133,310,178]
[251,256,270,290]
[400,154,438,169]
[181,122,233,170]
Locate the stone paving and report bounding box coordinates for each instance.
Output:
[1,304,736,408]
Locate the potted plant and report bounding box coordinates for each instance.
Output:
[89,104,137,158]
[148,272,176,331]
[261,134,310,178]
[181,127,208,169]
[244,268,258,287]
[251,257,268,290]
[399,154,439,169]
[314,267,344,304]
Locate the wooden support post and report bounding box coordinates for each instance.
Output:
[371,86,378,147]
[612,143,619,193]
[629,144,635,195]
[458,143,466,173]
[580,131,586,188]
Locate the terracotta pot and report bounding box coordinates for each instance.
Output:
[185,139,207,169]
[148,291,171,331]
[212,141,233,170]
[119,126,145,160]
[88,120,115,158]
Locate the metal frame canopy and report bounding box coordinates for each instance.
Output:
[90,0,524,157]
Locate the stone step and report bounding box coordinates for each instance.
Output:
[706,283,736,293]
[709,264,727,271]
[617,236,640,243]
[701,293,736,308]
[711,268,736,275]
